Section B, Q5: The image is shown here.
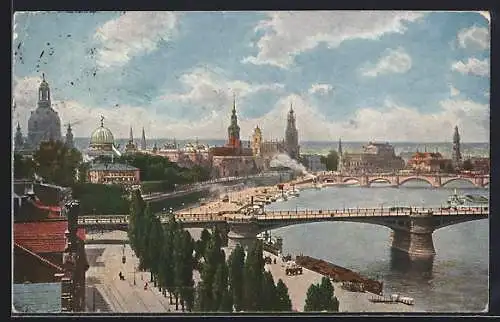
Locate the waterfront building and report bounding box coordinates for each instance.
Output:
[284,104,300,160]
[65,123,74,149]
[407,151,445,173]
[342,142,405,173]
[301,154,326,172]
[88,163,140,185]
[145,140,212,169]
[468,157,490,174]
[25,74,62,151]
[452,125,462,170]
[210,97,256,178]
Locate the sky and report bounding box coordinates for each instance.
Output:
[12,11,490,142]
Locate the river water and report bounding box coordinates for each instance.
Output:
[264,181,489,312]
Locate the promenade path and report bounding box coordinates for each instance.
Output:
[262,251,415,313]
[85,231,202,313]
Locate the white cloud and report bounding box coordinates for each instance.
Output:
[159,66,284,113]
[13,76,488,143]
[94,12,179,69]
[361,47,412,77]
[242,11,425,68]
[451,57,489,77]
[457,25,489,50]
[308,83,333,95]
[449,85,460,97]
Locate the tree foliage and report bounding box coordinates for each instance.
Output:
[228,244,245,311]
[463,159,473,171]
[32,140,82,186]
[275,279,292,311]
[304,277,339,312]
[320,150,339,171]
[13,153,36,179]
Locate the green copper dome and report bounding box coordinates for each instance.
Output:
[90,118,114,146]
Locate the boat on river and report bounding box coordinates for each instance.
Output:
[447,189,488,208]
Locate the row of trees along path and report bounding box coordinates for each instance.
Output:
[128,189,339,312]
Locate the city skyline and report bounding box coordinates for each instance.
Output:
[13,11,490,142]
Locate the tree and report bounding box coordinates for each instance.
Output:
[261,271,277,312]
[304,284,321,312]
[13,153,35,179]
[128,189,145,254]
[274,279,292,311]
[463,159,473,171]
[228,244,245,311]
[199,233,226,311]
[318,277,339,312]
[320,150,339,171]
[212,261,229,311]
[243,240,265,311]
[33,139,82,187]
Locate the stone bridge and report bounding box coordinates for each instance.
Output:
[316,173,489,188]
[78,206,488,260]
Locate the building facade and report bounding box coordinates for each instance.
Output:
[342,142,405,174]
[406,151,446,173]
[210,99,257,178]
[88,163,140,185]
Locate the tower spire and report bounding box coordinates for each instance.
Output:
[129,126,133,142]
[100,115,104,127]
[141,127,146,150]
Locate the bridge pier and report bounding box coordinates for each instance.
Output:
[227,221,260,252]
[391,212,435,259]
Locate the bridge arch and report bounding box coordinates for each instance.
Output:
[368,178,392,186]
[398,176,434,187]
[342,177,360,184]
[440,177,476,188]
[483,181,489,187]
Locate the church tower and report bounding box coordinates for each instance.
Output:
[14,122,24,151]
[226,94,241,149]
[285,103,299,160]
[338,138,343,173]
[452,125,462,170]
[65,123,74,149]
[140,127,147,150]
[251,125,262,156]
[125,126,137,153]
[26,74,62,150]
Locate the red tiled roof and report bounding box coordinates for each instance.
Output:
[14,220,86,254]
[14,242,63,271]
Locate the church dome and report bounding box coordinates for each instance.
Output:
[27,107,62,142]
[90,119,114,146]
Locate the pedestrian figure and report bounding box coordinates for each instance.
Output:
[144,282,148,290]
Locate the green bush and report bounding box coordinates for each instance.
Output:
[72,183,129,215]
[141,180,175,194]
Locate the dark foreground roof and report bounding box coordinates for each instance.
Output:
[13,283,61,313]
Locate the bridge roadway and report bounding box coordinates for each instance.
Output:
[78,206,488,227]
[78,206,487,259]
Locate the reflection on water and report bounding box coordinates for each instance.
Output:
[390,248,434,281]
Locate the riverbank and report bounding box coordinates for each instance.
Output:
[262,250,415,313]
[175,176,316,216]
